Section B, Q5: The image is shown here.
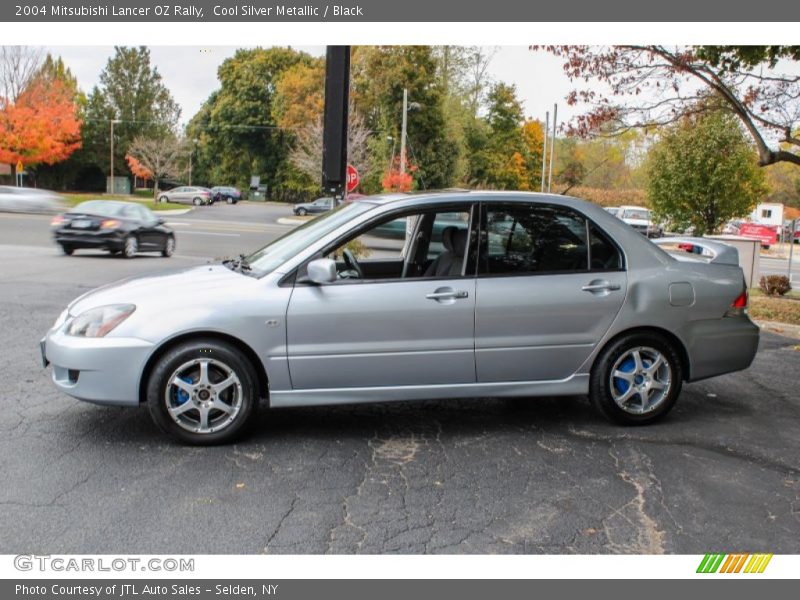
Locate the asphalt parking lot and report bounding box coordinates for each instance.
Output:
[1,202,799,554]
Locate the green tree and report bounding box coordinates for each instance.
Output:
[81,46,180,181]
[187,47,311,193]
[646,111,767,235]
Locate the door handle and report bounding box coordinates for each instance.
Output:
[582,282,621,293]
[426,290,469,300]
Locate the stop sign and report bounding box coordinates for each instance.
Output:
[346,164,359,193]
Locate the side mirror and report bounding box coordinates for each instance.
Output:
[307,258,337,284]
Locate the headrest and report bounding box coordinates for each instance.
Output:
[451,228,469,256]
[440,226,457,252]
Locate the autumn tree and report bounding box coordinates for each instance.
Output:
[0,76,82,168]
[126,135,187,198]
[538,45,800,169]
[646,111,766,235]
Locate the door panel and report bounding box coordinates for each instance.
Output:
[286,279,476,389]
[475,272,626,382]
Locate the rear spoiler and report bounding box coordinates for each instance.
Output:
[652,237,740,266]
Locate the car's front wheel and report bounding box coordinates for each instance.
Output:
[161,235,175,257]
[158,195,168,203]
[589,332,682,425]
[146,339,259,444]
[296,207,307,216]
[60,244,74,256]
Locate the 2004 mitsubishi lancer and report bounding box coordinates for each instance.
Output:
[41,192,760,444]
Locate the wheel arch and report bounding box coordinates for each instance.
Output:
[138,331,270,404]
[593,326,691,381]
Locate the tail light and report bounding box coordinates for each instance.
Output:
[100,219,121,229]
[51,215,64,226]
[731,289,748,308]
[725,288,748,317]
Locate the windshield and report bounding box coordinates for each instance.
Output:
[245,201,375,276]
[622,209,650,221]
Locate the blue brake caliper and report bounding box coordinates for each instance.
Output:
[614,356,653,397]
[175,376,193,405]
[614,357,636,395]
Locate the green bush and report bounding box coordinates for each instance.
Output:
[759,275,792,297]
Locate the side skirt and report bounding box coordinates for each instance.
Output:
[269,374,590,408]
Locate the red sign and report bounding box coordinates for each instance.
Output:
[346,164,359,193]
[738,223,778,248]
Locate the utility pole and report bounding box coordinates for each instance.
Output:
[788,219,797,282]
[547,103,557,193]
[541,111,549,193]
[400,88,408,175]
[189,138,199,185]
[109,119,120,194]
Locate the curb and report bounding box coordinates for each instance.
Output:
[755,320,800,340]
[156,208,194,215]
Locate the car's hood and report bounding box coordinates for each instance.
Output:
[68,264,250,315]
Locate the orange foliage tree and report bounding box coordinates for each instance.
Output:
[126,153,153,183]
[0,78,81,168]
[382,155,417,192]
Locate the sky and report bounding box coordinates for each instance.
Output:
[45,45,578,128]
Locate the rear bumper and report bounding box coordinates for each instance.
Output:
[54,230,125,250]
[682,315,760,382]
[42,328,153,406]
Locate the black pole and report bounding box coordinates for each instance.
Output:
[321,46,350,202]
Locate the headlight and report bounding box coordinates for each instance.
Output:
[53,309,69,329]
[66,304,136,338]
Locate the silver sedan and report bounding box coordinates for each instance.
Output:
[41,192,759,444]
[0,186,65,213]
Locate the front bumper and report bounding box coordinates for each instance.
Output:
[42,328,154,406]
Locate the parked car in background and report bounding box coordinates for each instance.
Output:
[41,191,758,444]
[51,200,175,258]
[293,196,334,216]
[617,205,663,238]
[0,186,65,213]
[157,186,213,206]
[211,186,242,204]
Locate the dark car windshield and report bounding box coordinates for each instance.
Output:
[245,201,375,276]
[71,201,126,217]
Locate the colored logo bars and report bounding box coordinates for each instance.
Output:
[697,553,773,574]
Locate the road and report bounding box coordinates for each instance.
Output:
[0,202,799,554]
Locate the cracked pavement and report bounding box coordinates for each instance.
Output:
[1,243,799,554]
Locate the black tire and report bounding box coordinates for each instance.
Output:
[589,332,683,425]
[161,235,175,257]
[158,195,168,203]
[60,244,74,256]
[122,235,138,258]
[296,208,307,216]
[192,197,202,206]
[146,339,260,445]
[109,249,121,256]
[226,196,234,204]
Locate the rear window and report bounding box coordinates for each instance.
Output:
[71,201,125,217]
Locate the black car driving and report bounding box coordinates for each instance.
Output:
[51,200,175,259]
[211,186,242,204]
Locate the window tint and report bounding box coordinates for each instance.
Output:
[589,224,623,270]
[426,212,471,260]
[481,204,590,275]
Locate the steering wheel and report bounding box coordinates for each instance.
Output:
[342,248,364,279]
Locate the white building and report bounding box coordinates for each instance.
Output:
[750,202,784,227]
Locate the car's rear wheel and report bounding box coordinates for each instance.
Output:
[161,236,175,257]
[60,244,74,256]
[589,332,682,425]
[192,197,202,206]
[122,236,138,258]
[146,339,259,445]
